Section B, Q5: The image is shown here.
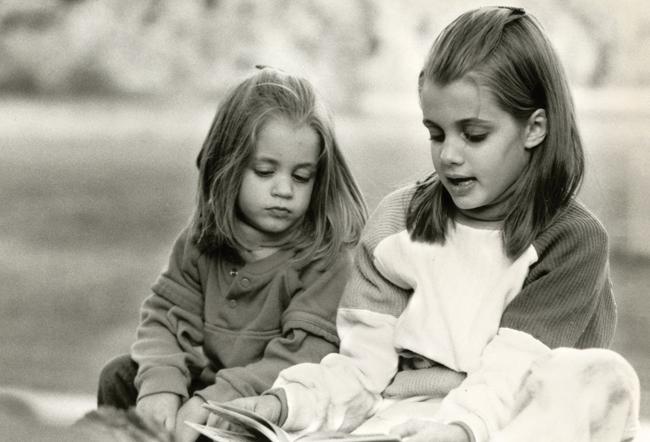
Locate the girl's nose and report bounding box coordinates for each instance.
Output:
[439,137,464,166]
[271,176,293,198]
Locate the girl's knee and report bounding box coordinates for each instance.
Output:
[572,349,640,424]
[527,348,640,420]
[97,354,139,408]
[99,354,137,384]
[542,348,638,393]
[510,348,640,440]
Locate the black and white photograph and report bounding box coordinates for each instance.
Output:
[1,1,648,441]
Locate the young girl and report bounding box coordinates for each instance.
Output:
[96,67,368,442]
[222,7,640,442]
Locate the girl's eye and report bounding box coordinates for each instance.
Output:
[428,132,444,143]
[254,169,274,177]
[293,173,313,183]
[463,132,488,143]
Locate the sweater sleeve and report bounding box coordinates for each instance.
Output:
[131,226,209,400]
[272,188,414,433]
[436,202,616,442]
[501,201,615,348]
[193,249,352,403]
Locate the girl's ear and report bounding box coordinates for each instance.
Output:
[523,108,547,150]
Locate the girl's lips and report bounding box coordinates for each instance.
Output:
[266,207,291,218]
[446,175,475,185]
[445,176,477,194]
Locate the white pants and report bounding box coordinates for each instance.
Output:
[354,348,640,442]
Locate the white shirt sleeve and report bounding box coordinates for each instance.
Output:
[273,308,400,433]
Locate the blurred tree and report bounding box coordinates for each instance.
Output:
[560,0,615,86]
[0,0,648,103]
[0,0,378,110]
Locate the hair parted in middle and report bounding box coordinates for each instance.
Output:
[193,67,367,266]
[408,6,585,259]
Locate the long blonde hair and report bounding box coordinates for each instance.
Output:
[194,67,367,266]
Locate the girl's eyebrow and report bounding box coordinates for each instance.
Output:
[459,118,492,126]
[253,156,317,169]
[293,162,317,170]
[422,118,491,127]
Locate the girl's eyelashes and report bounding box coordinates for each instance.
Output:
[427,129,445,142]
[463,132,488,143]
[254,168,274,177]
[424,120,490,144]
[253,167,314,183]
[292,173,314,183]
[426,131,488,143]
[462,122,490,143]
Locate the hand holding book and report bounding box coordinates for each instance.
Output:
[205,395,282,429]
[186,400,401,442]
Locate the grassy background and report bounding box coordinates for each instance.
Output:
[1,94,648,417]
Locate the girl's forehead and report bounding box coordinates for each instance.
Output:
[257,116,312,138]
[420,77,501,123]
[253,117,320,163]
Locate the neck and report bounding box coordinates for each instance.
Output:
[234,217,293,252]
[457,204,507,224]
[455,210,503,229]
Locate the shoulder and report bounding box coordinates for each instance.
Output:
[171,223,202,258]
[361,185,416,246]
[379,184,417,206]
[294,245,355,282]
[151,222,208,308]
[164,221,212,277]
[533,199,609,263]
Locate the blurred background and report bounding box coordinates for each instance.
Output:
[1,0,648,422]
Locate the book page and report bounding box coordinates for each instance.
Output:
[184,421,257,442]
[200,401,291,442]
[295,432,400,441]
[191,401,402,442]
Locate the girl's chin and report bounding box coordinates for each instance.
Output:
[259,219,304,240]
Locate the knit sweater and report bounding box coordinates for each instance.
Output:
[272,185,615,441]
[131,225,351,403]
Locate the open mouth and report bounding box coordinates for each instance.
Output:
[446,176,476,187]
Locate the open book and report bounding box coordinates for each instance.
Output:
[185,401,401,442]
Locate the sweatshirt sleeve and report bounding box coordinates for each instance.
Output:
[501,202,615,348]
[131,226,209,400]
[193,249,352,403]
[436,202,616,442]
[272,188,414,433]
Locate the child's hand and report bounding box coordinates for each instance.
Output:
[207,395,282,426]
[390,419,470,442]
[135,392,181,433]
[174,396,210,442]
